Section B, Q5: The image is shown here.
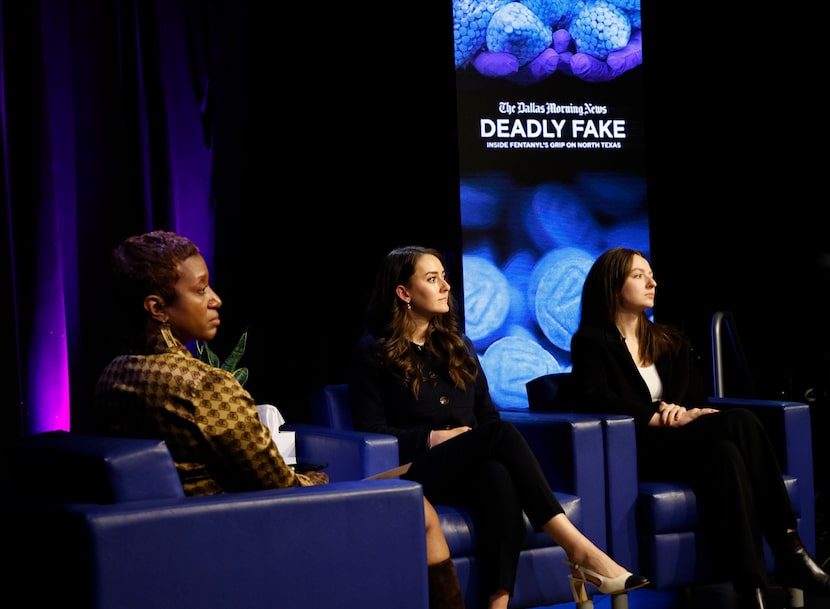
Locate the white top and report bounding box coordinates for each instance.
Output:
[638,363,663,402]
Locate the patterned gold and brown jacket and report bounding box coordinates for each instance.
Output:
[94,332,325,495]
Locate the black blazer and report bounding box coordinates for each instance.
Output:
[348,334,501,464]
[570,323,710,435]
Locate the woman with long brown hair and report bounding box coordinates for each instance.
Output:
[349,244,648,609]
[571,246,830,609]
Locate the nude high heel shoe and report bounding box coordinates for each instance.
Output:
[564,560,650,595]
[568,572,595,609]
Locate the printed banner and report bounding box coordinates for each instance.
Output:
[454,0,649,408]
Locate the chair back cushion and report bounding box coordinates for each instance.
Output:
[310,383,354,430]
[526,373,576,412]
[7,430,184,503]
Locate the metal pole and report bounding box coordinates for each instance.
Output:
[711,311,725,398]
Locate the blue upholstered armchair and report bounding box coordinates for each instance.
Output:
[526,373,816,609]
[284,383,613,609]
[5,429,432,609]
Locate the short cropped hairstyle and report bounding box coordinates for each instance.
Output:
[109,230,200,335]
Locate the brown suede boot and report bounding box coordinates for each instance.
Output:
[428,557,465,609]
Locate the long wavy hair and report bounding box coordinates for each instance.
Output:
[578,246,682,366]
[365,245,478,397]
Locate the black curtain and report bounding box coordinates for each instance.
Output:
[1,0,461,440]
[9,0,826,444]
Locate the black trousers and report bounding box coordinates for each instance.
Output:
[403,419,565,598]
[639,407,798,585]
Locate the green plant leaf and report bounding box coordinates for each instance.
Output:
[233,368,249,386]
[221,330,248,372]
[195,330,249,386]
[196,341,221,368]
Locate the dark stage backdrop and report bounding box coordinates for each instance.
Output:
[1,0,461,439]
[4,1,830,446]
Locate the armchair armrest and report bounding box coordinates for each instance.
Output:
[498,410,607,548]
[709,397,815,555]
[576,413,639,568]
[5,430,185,503]
[14,479,428,609]
[282,423,400,481]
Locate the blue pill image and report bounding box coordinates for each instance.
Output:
[463,255,511,343]
[464,238,499,263]
[480,335,563,409]
[575,171,646,220]
[602,217,650,258]
[520,0,575,27]
[486,3,552,66]
[502,250,537,328]
[568,0,631,60]
[453,0,512,67]
[523,183,601,253]
[529,247,595,351]
[459,176,510,228]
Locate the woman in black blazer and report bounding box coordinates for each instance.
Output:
[570,246,830,609]
[350,245,649,609]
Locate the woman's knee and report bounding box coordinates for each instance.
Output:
[479,419,526,450]
[720,407,762,429]
[694,439,749,490]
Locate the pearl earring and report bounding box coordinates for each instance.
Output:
[407,302,412,310]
